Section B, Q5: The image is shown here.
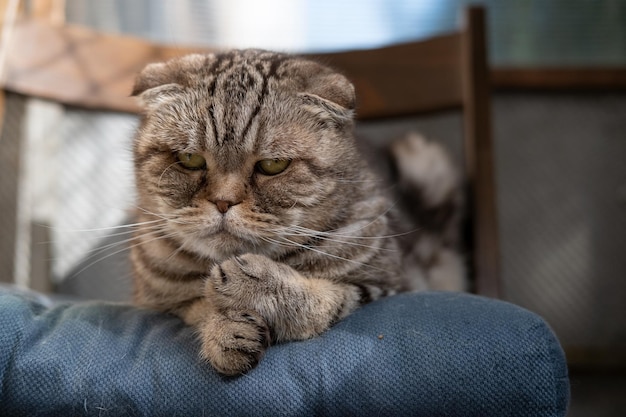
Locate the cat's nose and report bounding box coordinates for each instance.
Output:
[215,200,235,214]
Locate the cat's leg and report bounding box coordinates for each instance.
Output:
[207,254,365,343]
[177,298,270,376]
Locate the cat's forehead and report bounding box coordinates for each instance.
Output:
[197,50,291,91]
[190,52,308,152]
[211,49,286,71]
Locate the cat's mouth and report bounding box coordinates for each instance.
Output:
[200,214,256,245]
[176,208,279,260]
[182,221,249,260]
[195,221,234,240]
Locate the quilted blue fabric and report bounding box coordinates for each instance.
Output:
[0,289,569,416]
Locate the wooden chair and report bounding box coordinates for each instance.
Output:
[0,3,499,297]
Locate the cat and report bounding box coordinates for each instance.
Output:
[130,49,464,376]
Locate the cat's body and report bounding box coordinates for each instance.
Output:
[131,50,464,375]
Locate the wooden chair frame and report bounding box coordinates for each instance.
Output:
[0,3,500,297]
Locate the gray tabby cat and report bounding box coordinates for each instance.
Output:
[130,49,464,376]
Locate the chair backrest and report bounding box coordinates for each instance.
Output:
[0,4,500,297]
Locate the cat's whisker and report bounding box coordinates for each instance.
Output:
[37,222,169,258]
[82,222,170,242]
[71,229,182,278]
[76,227,147,242]
[343,200,400,235]
[335,178,384,184]
[281,224,419,241]
[308,235,393,250]
[268,226,396,252]
[133,205,197,226]
[267,233,353,260]
[260,235,376,259]
[276,236,389,273]
[259,236,298,249]
[40,218,167,234]
[134,205,181,219]
[78,227,166,258]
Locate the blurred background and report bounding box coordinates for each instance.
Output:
[1,0,625,415]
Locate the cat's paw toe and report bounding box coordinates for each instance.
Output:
[200,310,271,376]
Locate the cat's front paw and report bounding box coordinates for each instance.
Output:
[208,254,294,312]
[199,309,270,376]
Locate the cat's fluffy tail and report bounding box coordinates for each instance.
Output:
[389,132,467,292]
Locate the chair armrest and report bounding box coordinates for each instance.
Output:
[0,288,569,416]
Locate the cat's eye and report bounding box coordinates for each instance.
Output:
[256,159,291,176]
[176,152,206,170]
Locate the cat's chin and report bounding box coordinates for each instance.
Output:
[182,230,255,263]
[184,228,288,263]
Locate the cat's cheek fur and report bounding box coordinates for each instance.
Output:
[136,160,203,210]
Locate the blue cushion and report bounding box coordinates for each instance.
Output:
[0,288,569,416]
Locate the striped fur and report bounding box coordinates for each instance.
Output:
[130,50,463,375]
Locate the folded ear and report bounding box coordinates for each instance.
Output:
[305,70,356,111]
[133,82,184,111]
[131,54,209,110]
[292,61,356,123]
[302,61,356,110]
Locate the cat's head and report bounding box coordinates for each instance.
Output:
[132,50,368,261]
